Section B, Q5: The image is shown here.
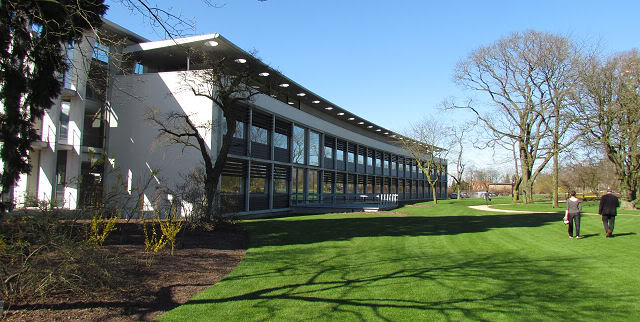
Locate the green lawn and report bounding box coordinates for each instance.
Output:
[162,198,640,321]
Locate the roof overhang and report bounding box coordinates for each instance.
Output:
[123,33,405,143]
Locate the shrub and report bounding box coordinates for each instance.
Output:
[0,214,121,311]
[87,213,118,247]
[158,208,182,256]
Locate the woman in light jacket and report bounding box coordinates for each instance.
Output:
[566,190,583,239]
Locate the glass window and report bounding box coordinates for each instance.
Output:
[309,131,320,166]
[250,177,267,193]
[56,150,67,185]
[323,176,333,193]
[324,146,333,160]
[221,176,243,193]
[358,153,364,166]
[367,155,372,167]
[93,41,109,63]
[293,126,305,164]
[336,175,345,194]
[134,63,144,74]
[274,132,288,149]
[309,170,319,200]
[251,126,268,144]
[347,175,355,194]
[292,168,305,201]
[348,150,354,163]
[336,147,344,161]
[274,178,287,194]
[391,159,396,172]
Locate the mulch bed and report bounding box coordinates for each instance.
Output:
[2,222,248,321]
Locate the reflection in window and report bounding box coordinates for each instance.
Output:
[323,177,333,193]
[336,174,345,194]
[348,150,354,163]
[293,126,305,164]
[274,178,288,193]
[250,177,267,193]
[367,155,372,167]
[347,174,355,194]
[336,147,344,161]
[324,146,333,160]
[309,170,319,200]
[93,41,109,63]
[251,126,268,144]
[309,131,320,166]
[221,176,243,193]
[292,168,305,201]
[274,132,288,149]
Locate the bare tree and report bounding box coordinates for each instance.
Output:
[147,54,262,221]
[573,50,640,209]
[447,123,471,200]
[399,117,449,205]
[450,30,582,204]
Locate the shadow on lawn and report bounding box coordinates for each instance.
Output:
[243,213,561,248]
[173,252,637,321]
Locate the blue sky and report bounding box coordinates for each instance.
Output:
[105,0,640,169]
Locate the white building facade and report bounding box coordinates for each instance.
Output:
[3,20,447,216]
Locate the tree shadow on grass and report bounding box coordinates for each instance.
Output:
[243,213,561,248]
[166,252,638,321]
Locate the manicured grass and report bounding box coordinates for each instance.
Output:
[161,199,640,321]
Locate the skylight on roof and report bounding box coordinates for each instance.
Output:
[234,58,247,63]
[206,40,219,47]
[348,117,355,120]
[337,112,345,116]
[296,93,306,97]
[312,100,320,104]
[258,72,269,77]
[325,107,333,110]
[279,83,289,87]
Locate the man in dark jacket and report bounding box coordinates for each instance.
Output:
[599,189,620,238]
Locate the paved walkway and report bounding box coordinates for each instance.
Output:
[469,205,558,214]
[470,204,640,217]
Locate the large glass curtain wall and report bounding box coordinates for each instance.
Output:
[218,106,445,213]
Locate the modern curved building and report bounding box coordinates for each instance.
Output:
[2,19,448,216]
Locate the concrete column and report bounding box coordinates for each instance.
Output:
[246,108,252,157]
[245,160,251,212]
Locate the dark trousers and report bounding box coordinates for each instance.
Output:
[602,215,615,235]
[568,213,581,237]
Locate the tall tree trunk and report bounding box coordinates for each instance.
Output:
[431,182,438,204]
[552,148,559,208]
[203,116,237,220]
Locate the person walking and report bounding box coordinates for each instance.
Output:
[566,191,582,239]
[599,188,620,238]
